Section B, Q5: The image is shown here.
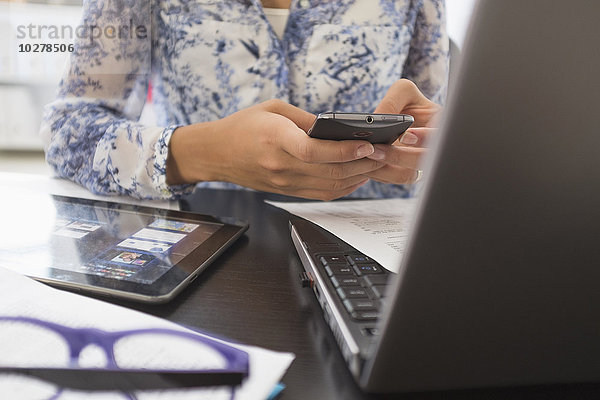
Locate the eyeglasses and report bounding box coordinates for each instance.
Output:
[0,316,249,397]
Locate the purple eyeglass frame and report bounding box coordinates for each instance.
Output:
[0,316,249,393]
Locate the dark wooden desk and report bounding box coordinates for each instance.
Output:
[111,189,600,400]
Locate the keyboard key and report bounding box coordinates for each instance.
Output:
[330,275,360,287]
[325,265,354,276]
[320,255,347,266]
[346,254,373,265]
[352,311,381,321]
[363,275,389,286]
[343,299,378,314]
[361,327,380,336]
[371,285,388,298]
[336,286,369,300]
[353,264,383,275]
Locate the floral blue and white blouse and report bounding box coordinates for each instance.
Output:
[41,0,449,200]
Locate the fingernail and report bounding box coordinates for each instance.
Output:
[400,132,419,145]
[368,147,386,160]
[356,143,374,158]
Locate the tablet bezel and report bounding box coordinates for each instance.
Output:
[5,194,248,303]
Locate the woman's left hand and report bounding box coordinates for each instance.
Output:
[366,127,434,184]
[365,79,441,184]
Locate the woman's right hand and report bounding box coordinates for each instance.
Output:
[166,100,384,200]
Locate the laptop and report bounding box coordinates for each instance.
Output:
[290,0,600,392]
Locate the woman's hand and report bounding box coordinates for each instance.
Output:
[167,99,385,200]
[366,79,441,184]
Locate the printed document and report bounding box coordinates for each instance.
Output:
[0,267,294,399]
[266,198,418,274]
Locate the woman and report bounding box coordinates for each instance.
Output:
[41,0,448,200]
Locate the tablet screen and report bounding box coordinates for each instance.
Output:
[0,192,248,302]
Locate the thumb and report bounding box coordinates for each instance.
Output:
[374,80,423,114]
[374,80,441,127]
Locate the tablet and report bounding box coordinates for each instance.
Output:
[0,192,248,303]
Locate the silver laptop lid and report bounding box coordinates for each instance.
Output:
[364,0,600,392]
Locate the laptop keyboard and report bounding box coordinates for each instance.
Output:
[318,252,390,322]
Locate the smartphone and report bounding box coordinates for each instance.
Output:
[307,112,414,144]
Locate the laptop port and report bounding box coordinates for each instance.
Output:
[313,285,321,300]
[361,327,380,336]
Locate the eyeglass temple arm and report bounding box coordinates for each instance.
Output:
[0,367,247,391]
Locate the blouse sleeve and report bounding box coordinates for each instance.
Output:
[402,0,450,105]
[40,0,194,200]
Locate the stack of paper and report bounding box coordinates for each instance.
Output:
[0,267,294,399]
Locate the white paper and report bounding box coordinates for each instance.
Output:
[0,267,294,399]
[266,198,418,274]
[0,172,179,210]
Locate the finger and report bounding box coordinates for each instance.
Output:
[259,107,376,163]
[364,166,422,185]
[290,178,370,201]
[282,133,376,163]
[297,157,384,180]
[395,127,434,147]
[265,157,383,186]
[256,152,380,191]
[366,145,425,169]
[374,80,441,127]
[262,99,316,132]
[293,174,372,192]
[373,80,424,114]
[264,168,371,198]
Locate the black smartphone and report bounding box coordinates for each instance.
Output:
[307,112,414,144]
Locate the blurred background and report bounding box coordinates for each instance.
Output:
[0,0,476,176]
